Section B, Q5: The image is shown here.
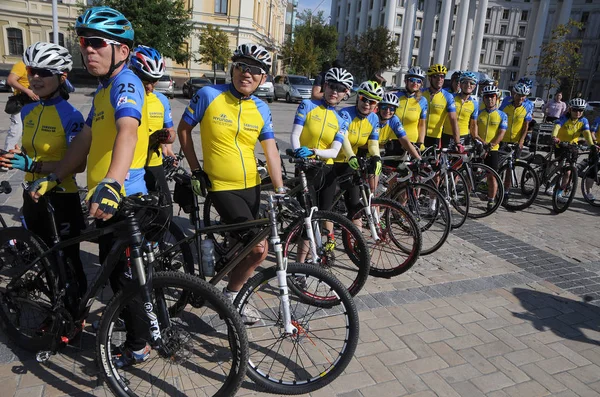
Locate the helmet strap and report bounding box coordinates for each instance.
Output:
[99,45,126,82]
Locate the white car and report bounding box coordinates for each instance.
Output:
[528,97,545,109]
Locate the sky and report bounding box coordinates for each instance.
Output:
[297,0,332,21]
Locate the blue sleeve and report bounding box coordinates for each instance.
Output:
[419,96,428,119]
[555,116,567,127]
[293,100,312,126]
[110,72,144,122]
[85,85,101,127]
[524,102,533,122]
[256,98,275,141]
[335,111,350,143]
[156,92,174,128]
[581,117,590,132]
[368,113,380,141]
[591,117,600,133]
[182,85,216,127]
[391,116,406,139]
[20,103,36,124]
[443,91,456,113]
[499,111,508,131]
[499,96,511,110]
[57,102,85,145]
[471,98,479,119]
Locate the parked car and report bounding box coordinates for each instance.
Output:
[274,75,312,102]
[528,96,545,109]
[154,74,174,99]
[182,77,212,98]
[0,69,11,92]
[255,74,274,103]
[585,101,600,114]
[499,89,512,101]
[343,83,360,101]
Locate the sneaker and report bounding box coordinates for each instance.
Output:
[545,186,554,196]
[113,344,151,369]
[223,287,260,325]
[487,200,496,211]
[584,192,595,202]
[324,235,336,253]
[557,190,568,204]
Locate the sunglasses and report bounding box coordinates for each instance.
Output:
[359,95,378,105]
[572,108,584,112]
[327,82,348,93]
[26,67,55,78]
[79,36,122,49]
[461,80,477,86]
[233,62,266,75]
[431,74,446,79]
[407,77,423,84]
[380,105,397,112]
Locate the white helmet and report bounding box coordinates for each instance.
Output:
[380,92,399,107]
[325,67,354,89]
[358,80,384,101]
[130,46,165,80]
[482,85,500,96]
[232,43,272,73]
[23,41,72,73]
[406,66,426,81]
[513,82,531,96]
[569,98,586,110]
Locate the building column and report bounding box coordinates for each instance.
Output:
[336,0,348,50]
[358,0,369,32]
[526,0,550,90]
[461,0,477,70]
[385,0,396,30]
[399,0,417,80]
[556,0,573,27]
[418,0,436,67]
[470,0,489,71]
[434,0,453,65]
[451,0,470,70]
[371,0,381,28]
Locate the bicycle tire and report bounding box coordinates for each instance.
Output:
[462,162,504,218]
[581,167,600,207]
[283,210,370,297]
[97,271,248,397]
[435,168,469,229]
[347,197,422,278]
[0,227,60,352]
[498,161,540,211]
[234,262,359,395]
[389,182,451,255]
[552,164,578,213]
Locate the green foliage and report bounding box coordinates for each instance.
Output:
[280,35,319,76]
[197,25,231,83]
[532,19,584,100]
[342,27,399,82]
[78,0,193,64]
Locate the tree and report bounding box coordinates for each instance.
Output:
[81,0,193,64]
[342,27,399,83]
[532,19,584,100]
[197,25,231,83]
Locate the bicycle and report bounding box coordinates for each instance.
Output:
[156,191,360,394]
[0,180,13,228]
[0,194,249,397]
[580,146,600,207]
[497,143,540,211]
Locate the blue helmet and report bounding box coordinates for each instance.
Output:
[131,46,164,80]
[76,7,134,46]
[459,71,478,83]
[518,77,533,89]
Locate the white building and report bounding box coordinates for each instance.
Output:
[329,0,600,99]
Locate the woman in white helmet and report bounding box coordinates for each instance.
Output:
[0,41,87,309]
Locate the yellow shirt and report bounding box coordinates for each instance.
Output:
[146,91,173,167]
[444,94,478,137]
[553,116,592,144]
[10,61,30,94]
[477,108,508,151]
[396,91,428,143]
[423,88,456,139]
[499,98,533,143]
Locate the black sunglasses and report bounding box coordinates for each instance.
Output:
[26,67,55,78]
[79,36,122,49]
[233,62,266,75]
[359,95,378,105]
[327,82,348,93]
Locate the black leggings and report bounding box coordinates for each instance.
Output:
[298,165,337,211]
[144,164,172,241]
[333,163,361,214]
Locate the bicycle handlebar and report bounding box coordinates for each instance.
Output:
[285,148,325,166]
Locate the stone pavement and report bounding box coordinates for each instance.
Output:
[2,93,600,396]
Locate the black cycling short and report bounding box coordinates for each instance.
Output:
[333,162,361,214]
[484,151,499,171]
[298,164,337,211]
[424,136,440,149]
[208,185,261,224]
[441,134,470,148]
[144,164,172,241]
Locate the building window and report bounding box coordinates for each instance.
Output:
[480,53,484,64]
[453,5,458,15]
[516,41,522,52]
[432,38,436,51]
[397,0,404,6]
[396,14,402,27]
[518,26,526,37]
[581,12,589,24]
[411,55,418,66]
[395,33,401,45]
[413,36,420,49]
[512,57,519,67]
[510,71,517,81]
[484,23,489,34]
[7,28,24,56]
[493,70,500,80]
[435,19,439,32]
[497,40,504,51]
[368,16,372,26]
[347,7,351,16]
[486,8,491,19]
[417,0,424,11]
[500,25,507,35]
[495,55,502,65]
[436,1,442,14]
[214,63,225,71]
[369,0,374,10]
[521,10,528,21]
[482,38,487,49]
[380,13,385,25]
[416,17,422,30]
[502,9,509,20]
[49,32,65,47]
[214,0,227,14]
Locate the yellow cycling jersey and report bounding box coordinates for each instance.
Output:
[423,88,456,139]
[21,96,84,193]
[499,98,533,143]
[477,108,508,151]
[146,91,173,167]
[182,84,275,192]
[293,99,349,164]
[396,91,427,143]
[335,106,380,162]
[378,115,406,142]
[444,94,478,137]
[553,116,592,144]
[85,68,149,194]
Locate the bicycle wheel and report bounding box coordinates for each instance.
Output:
[581,167,600,207]
[283,210,370,296]
[552,164,578,213]
[462,163,504,218]
[390,182,451,255]
[0,227,59,352]
[153,222,195,275]
[97,271,248,397]
[202,195,230,255]
[498,161,540,211]
[436,168,469,229]
[347,198,422,278]
[234,262,359,395]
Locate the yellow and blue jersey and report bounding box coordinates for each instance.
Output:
[553,116,591,144]
[293,99,349,164]
[336,106,379,162]
[499,97,533,143]
[395,91,427,143]
[423,88,456,139]
[378,115,406,142]
[85,68,149,195]
[444,94,478,137]
[590,117,600,136]
[146,91,173,167]
[477,108,508,151]
[182,84,274,192]
[21,96,84,193]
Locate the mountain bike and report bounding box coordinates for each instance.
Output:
[580,146,600,207]
[497,143,540,210]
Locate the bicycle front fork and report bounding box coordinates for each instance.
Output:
[360,189,381,241]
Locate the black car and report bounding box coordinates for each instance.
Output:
[182,77,212,98]
[0,69,11,92]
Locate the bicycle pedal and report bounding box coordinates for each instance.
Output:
[36,350,54,363]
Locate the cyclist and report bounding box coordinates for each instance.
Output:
[28,6,152,368]
[291,67,352,210]
[499,82,533,152]
[0,42,86,305]
[552,98,593,203]
[446,70,462,95]
[476,85,508,210]
[442,71,479,148]
[129,45,175,228]
[337,80,382,214]
[395,66,428,147]
[177,43,284,322]
[591,116,600,142]
[423,64,462,151]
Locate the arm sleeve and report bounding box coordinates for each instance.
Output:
[341,135,355,159]
[290,123,303,150]
[314,140,342,158]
